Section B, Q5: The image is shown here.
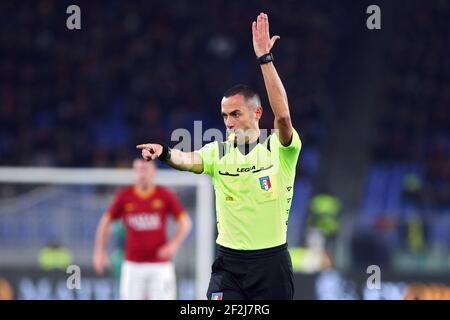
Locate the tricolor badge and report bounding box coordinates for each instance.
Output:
[259,176,272,191]
[211,292,223,300]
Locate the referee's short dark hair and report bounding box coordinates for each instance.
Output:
[223,84,261,109]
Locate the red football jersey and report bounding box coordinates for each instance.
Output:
[108,185,185,263]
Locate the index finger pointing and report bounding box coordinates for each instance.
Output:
[136,144,150,149]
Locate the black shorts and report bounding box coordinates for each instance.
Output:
[206,243,294,300]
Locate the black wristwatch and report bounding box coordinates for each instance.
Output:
[158,144,171,162]
[257,52,274,65]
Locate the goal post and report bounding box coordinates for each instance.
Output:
[0,166,215,300]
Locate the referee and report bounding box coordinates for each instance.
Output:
[137,12,301,300]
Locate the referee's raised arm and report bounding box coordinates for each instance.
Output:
[252,13,293,147]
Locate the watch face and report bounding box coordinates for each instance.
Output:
[260,53,273,64]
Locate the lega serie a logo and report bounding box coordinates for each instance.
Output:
[259,176,271,191]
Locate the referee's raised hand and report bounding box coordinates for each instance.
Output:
[252,12,280,58]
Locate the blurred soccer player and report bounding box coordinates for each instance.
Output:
[93,159,192,300]
[137,13,300,300]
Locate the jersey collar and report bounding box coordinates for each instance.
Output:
[234,135,269,156]
[133,185,156,199]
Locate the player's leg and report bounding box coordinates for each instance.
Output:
[146,262,177,300]
[120,261,148,300]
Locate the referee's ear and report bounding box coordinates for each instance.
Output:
[255,105,263,120]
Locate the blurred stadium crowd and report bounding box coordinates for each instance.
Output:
[372,1,450,209]
[359,0,450,271]
[0,0,341,169]
[0,0,449,274]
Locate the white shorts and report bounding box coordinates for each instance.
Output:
[120,260,176,300]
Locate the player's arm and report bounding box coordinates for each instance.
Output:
[136,143,203,173]
[93,212,112,275]
[157,212,192,260]
[252,12,293,146]
[172,213,192,247]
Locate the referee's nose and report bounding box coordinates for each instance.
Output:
[225,119,235,130]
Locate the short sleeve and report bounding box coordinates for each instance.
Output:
[108,190,126,220]
[195,141,217,176]
[270,128,302,169]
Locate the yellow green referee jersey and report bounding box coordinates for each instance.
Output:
[196,129,301,250]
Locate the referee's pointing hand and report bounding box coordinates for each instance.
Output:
[136,143,162,161]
